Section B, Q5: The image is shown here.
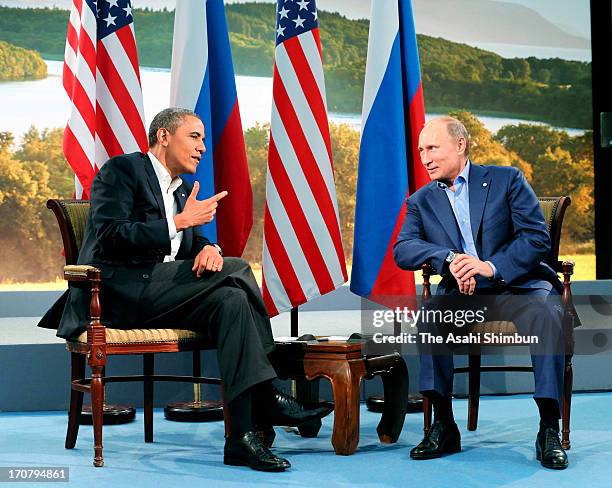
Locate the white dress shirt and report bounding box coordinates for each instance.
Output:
[148,151,183,262]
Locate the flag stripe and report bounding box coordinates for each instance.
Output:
[269,103,345,283]
[263,206,307,308]
[96,42,147,150]
[271,63,346,276]
[63,0,147,198]
[284,33,332,162]
[268,137,335,293]
[263,0,347,316]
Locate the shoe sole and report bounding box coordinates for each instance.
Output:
[410,442,461,460]
[224,456,289,472]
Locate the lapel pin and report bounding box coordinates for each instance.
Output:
[482,182,488,187]
[181,193,185,197]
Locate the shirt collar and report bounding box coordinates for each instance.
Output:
[437,160,471,189]
[148,151,182,194]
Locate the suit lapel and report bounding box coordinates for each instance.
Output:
[468,164,491,247]
[427,185,462,249]
[143,154,166,216]
[175,183,192,257]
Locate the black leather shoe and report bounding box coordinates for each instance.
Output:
[536,428,568,470]
[224,431,290,472]
[254,426,276,448]
[410,421,461,460]
[268,389,334,427]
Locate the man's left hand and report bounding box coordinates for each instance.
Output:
[193,245,223,277]
[450,255,494,281]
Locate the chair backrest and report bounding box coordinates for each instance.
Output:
[537,196,570,268]
[47,199,90,265]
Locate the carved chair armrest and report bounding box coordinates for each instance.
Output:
[63,265,107,353]
[421,263,435,301]
[64,264,101,282]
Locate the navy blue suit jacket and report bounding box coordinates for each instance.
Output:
[393,163,562,294]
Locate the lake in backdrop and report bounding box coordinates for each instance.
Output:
[0,60,585,143]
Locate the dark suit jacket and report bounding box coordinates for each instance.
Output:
[393,163,563,294]
[39,152,213,339]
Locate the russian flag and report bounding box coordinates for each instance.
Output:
[169,0,252,257]
[350,0,429,300]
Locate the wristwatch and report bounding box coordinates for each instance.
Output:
[207,243,223,256]
[445,250,458,265]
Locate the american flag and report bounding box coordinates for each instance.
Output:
[262,0,347,316]
[63,0,148,198]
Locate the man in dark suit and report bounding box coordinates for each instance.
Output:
[40,107,331,472]
[393,116,568,469]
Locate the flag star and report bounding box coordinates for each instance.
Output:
[292,15,305,28]
[312,9,318,21]
[104,13,117,26]
[278,6,290,19]
[107,0,119,8]
[277,24,286,37]
[123,5,132,17]
[297,0,309,10]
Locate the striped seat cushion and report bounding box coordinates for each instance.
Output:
[70,328,205,345]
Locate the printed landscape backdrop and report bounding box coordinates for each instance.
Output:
[0,0,595,285]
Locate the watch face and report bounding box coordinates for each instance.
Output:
[446,251,456,263]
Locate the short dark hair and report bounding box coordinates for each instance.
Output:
[148,107,201,147]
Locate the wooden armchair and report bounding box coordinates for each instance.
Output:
[47,199,227,467]
[420,196,577,449]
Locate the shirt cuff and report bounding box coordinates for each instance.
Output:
[167,216,177,240]
[485,260,497,279]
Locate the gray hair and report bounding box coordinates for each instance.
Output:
[148,107,201,147]
[430,115,470,157]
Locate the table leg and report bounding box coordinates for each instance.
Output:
[305,360,365,455]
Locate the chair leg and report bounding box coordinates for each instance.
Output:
[91,364,105,467]
[144,353,154,443]
[65,353,85,449]
[562,356,573,450]
[221,384,231,439]
[423,396,432,436]
[467,354,481,431]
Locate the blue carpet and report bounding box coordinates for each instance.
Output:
[1,393,611,487]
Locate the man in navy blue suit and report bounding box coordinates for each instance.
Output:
[393,116,568,469]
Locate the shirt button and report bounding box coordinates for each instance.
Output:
[142,274,150,279]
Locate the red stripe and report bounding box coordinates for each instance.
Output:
[407,83,429,194]
[370,202,417,303]
[63,69,96,137]
[272,63,347,279]
[73,0,97,79]
[268,137,335,293]
[96,102,123,158]
[116,25,142,85]
[284,33,332,163]
[213,100,252,257]
[263,204,307,309]
[262,275,279,318]
[66,19,78,57]
[63,125,95,193]
[312,27,323,60]
[96,40,148,151]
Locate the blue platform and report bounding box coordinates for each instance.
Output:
[1,393,611,487]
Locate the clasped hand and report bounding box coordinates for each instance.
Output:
[449,254,494,295]
[174,181,228,231]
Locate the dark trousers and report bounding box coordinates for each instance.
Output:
[135,257,277,403]
[419,287,565,407]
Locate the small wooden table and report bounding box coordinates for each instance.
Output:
[271,340,408,455]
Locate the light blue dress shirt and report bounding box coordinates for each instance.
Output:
[438,161,497,278]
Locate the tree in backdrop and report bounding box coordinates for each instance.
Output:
[495,124,594,247]
[0,128,71,282]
